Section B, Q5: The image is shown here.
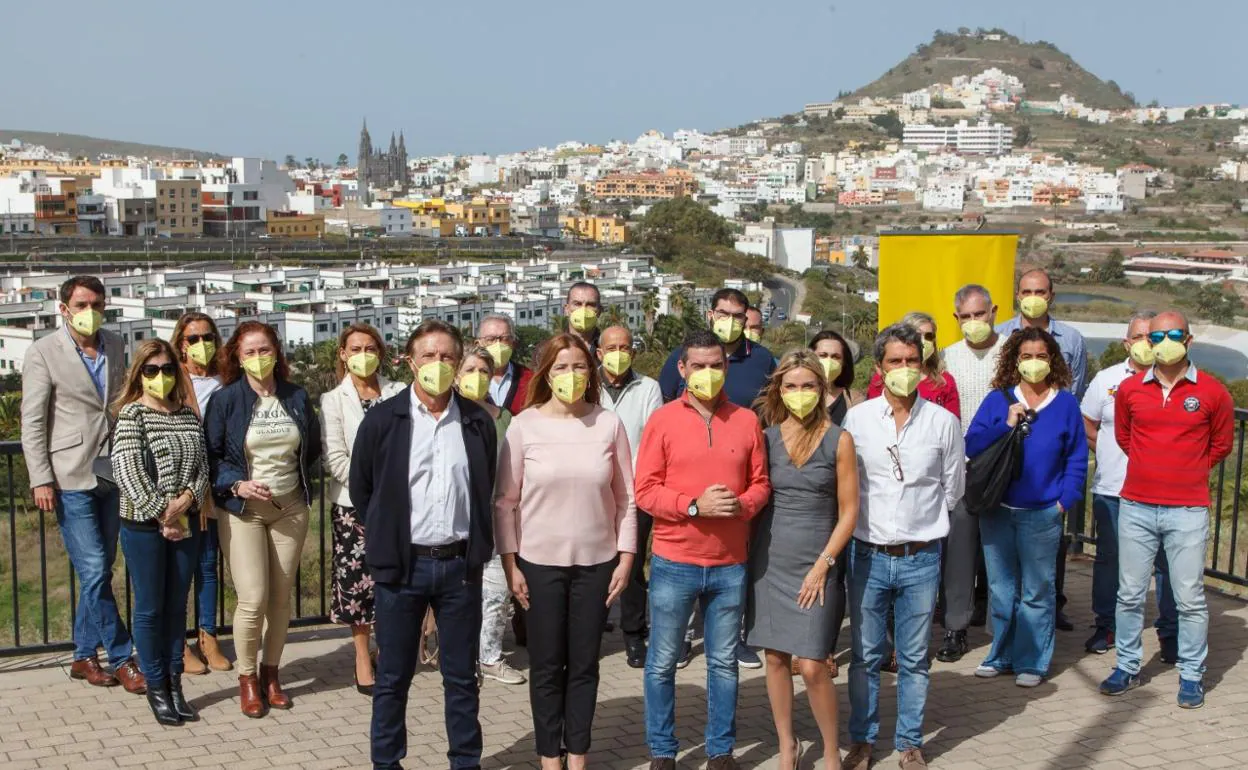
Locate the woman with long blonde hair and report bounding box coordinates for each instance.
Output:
[748,349,859,770]
[111,339,209,726]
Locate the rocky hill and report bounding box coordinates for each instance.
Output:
[0,129,221,161]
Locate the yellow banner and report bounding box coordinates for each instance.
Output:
[878,232,1018,351]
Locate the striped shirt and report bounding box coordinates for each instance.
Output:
[111,402,209,522]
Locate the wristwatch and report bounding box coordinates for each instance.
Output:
[821,552,836,568]
[687,500,700,518]
[231,480,244,497]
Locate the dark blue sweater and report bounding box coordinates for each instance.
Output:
[658,340,777,408]
[965,389,1088,513]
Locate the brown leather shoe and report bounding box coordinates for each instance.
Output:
[238,674,266,718]
[259,664,291,709]
[182,642,208,675]
[199,630,233,672]
[844,742,873,770]
[115,659,147,694]
[69,657,118,687]
[899,748,927,769]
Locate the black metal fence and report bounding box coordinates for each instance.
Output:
[2,408,1246,657]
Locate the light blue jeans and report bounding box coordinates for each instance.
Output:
[848,540,941,752]
[979,504,1063,677]
[645,555,746,760]
[1115,500,1209,683]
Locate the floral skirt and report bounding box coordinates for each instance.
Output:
[330,504,375,626]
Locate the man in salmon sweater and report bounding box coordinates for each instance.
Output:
[634,330,772,770]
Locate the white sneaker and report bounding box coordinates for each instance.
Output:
[1015,673,1043,688]
[480,660,526,685]
[974,664,1004,678]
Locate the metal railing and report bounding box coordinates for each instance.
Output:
[2,408,1247,656]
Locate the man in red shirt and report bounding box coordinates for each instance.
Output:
[634,330,771,770]
[1100,311,1234,709]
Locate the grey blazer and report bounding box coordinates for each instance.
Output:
[21,328,126,491]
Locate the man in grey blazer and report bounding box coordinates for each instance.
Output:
[21,275,144,693]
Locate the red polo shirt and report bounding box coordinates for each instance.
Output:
[1115,365,1234,507]
[634,394,771,566]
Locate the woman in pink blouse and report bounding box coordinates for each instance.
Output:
[495,333,637,770]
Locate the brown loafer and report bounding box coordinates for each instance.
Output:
[69,657,118,687]
[899,748,927,769]
[115,659,147,694]
[259,664,292,709]
[844,742,873,770]
[238,674,266,718]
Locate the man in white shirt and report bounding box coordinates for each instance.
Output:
[843,324,965,770]
[597,325,665,668]
[1080,311,1177,658]
[936,284,1005,662]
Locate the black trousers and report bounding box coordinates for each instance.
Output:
[620,511,653,640]
[518,556,615,757]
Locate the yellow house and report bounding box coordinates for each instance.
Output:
[266,211,325,238]
[561,214,629,244]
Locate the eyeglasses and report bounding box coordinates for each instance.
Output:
[920,331,936,341]
[887,445,904,482]
[712,309,747,322]
[1147,329,1186,345]
[141,363,178,378]
[477,335,512,345]
[185,333,216,345]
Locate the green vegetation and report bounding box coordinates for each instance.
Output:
[0,129,220,161]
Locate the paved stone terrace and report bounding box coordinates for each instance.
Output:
[1,560,1246,769]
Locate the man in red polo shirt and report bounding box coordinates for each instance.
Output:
[1099,311,1234,709]
[634,329,771,770]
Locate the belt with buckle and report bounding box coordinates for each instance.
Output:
[411,541,468,560]
[858,539,932,557]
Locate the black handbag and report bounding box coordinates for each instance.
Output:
[964,391,1034,516]
[92,412,157,490]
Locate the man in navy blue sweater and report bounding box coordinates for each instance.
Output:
[658,288,776,409]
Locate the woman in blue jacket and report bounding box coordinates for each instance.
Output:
[205,321,321,717]
[965,327,1087,688]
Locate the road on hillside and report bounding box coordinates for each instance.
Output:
[763,274,803,327]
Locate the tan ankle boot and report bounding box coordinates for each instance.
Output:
[183,642,208,675]
[199,630,233,672]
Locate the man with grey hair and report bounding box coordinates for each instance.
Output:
[842,324,965,770]
[934,283,1004,662]
[1081,310,1177,657]
[476,313,533,413]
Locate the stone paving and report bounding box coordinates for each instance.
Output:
[1,559,1247,769]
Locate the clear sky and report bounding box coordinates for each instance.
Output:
[2,0,1245,162]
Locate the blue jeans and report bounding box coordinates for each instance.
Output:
[372,555,483,770]
[190,516,220,633]
[56,485,132,667]
[1091,494,1176,638]
[1116,500,1209,682]
[979,504,1062,677]
[645,555,746,760]
[848,540,941,752]
[119,523,197,684]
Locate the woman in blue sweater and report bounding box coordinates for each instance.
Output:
[965,327,1087,687]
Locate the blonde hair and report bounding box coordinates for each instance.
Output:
[112,339,193,417]
[899,310,945,382]
[754,349,830,467]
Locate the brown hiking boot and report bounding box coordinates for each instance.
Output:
[182,642,208,675]
[199,630,232,671]
[844,743,873,770]
[899,748,927,769]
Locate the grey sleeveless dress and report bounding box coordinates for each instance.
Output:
[746,423,842,659]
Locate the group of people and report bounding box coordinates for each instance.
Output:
[21,269,1233,770]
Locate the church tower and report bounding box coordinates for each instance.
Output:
[357,119,373,205]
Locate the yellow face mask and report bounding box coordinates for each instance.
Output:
[820,357,843,382]
[346,352,380,378]
[68,308,104,337]
[602,350,632,377]
[744,328,762,344]
[686,368,725,401]
[961,320,992,345]
[486,342,513,369]
[1019,296,1049,320]
[457,371,490,401]
[241,354,276,380]
[883,366,922,397]
[187,340,216,367]
[1128,339,1155,367]
[416,361,455,396]
[569,307,598,333]
[551,372,588,404]
[782,390,820,420]
[1018,359,1051,384]
[142,373,176,399]
[922,339,936,362]
[1152,337,1187,366]
[712,317,743,344]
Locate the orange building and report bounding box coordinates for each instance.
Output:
[592,169,694,200]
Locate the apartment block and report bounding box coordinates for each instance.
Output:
[561,214,629,244]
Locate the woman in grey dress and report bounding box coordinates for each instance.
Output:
[748,350,859,770]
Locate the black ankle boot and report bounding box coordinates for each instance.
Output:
[146,680,183,726]
[168,675,198,722]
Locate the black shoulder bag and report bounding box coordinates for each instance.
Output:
[92,411,158,492]
[964,391,1035,517]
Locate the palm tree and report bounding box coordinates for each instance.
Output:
[337,153,349,168]
[852,246,869,270]
[284,155,298,169]
[305,157,315,173]
[641,290,659,335]
[601,303,627,328]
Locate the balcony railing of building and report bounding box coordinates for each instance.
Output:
[1,409,1246,657]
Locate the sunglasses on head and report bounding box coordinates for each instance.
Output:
[185,333,216,345]
[1147,329,1186,345]
[141,363,178,378]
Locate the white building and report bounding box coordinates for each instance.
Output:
[903,90,933,109]
[922,178,965,211]
[903,120,1014,155]
[734,221,814,273]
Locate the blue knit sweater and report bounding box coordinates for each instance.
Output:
[965,389,1088,513]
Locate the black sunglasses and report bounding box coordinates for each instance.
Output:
[185,333,217,345]
[141,363,178,378]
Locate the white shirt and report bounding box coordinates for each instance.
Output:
[489,363,515,407]
[191,374,222,415]
[1080,361,1136,497]
[843,396,966,545]
[943,335,1006,435]
[408,388,472,546]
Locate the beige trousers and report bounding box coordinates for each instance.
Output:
[219,491,309,676]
